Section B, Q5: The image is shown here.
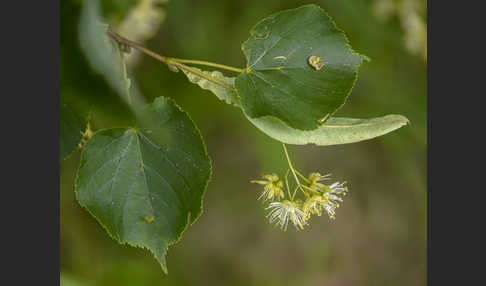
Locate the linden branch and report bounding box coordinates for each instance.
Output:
[107,28,243,90]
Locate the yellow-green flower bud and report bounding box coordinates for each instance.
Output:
[306,172,331,194]
[251,173,285,201]
[302,180,348,220]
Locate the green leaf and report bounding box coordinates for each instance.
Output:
[75,97,211,273]
[181,67,241,107]
[181,67,408,145]
[235,4,367,130]
[79,0,153,113]
[79,0,131,103]
[60,103,87,160]
[246,114,409,146]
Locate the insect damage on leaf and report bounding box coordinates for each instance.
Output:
[308,55,327,70]
[254,26,270,39]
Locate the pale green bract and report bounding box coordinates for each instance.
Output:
[246,114,409,146]
[182,68,408,146]
[75,97,211,273]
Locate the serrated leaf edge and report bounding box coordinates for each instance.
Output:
[73,97,212,274]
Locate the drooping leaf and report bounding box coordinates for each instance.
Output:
[235,4,368,130]
[79,0,131,103]
[182,67,408,145]
[75,97,211,273]
[78,0,149,114]
[60,103,88,160]
[61,0,135,126]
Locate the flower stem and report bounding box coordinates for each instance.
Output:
[292,186,299,200]
[282,144,305,200]
[295,170,311,184]
[301,185,318,195]
[284,169,292,199]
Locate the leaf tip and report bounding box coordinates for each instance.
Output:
[395,114,410,126]
[161,264,168,275]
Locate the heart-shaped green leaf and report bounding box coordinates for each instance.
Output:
[235,4,367,131]
[75,97,211,273]
[182,67,408,145]
[60,103,87,160]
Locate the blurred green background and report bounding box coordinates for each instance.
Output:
[60,0,426,285]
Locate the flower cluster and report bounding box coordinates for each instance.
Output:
[251,172,348,231]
